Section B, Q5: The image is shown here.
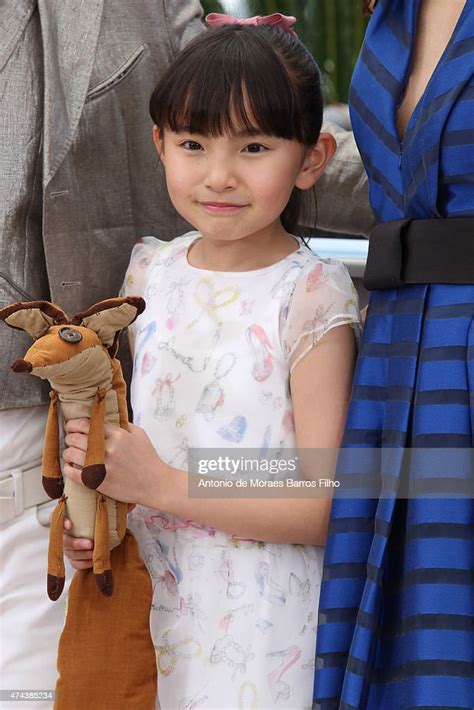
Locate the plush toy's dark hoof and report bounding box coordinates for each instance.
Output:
[95,569,114,596]
[42,476,64,499]
[81,464,106,489]
[47,573,65,601]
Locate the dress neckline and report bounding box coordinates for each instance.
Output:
[183,233,305,276]
[395,0,470,145]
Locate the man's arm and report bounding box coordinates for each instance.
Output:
[313,121,376,237]
[163,0,205,55]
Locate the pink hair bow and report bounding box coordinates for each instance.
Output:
[205,12,297,37]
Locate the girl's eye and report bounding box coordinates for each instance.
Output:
[182,140,203,151]
[243,143,268,154]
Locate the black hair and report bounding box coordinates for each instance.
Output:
[149,24,324,234]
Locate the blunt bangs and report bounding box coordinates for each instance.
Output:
[150,26,322,145]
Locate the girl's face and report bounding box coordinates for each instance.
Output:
[153,125,334,244]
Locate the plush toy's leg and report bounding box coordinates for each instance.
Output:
[42,390,64,498]
[93,494,113,596]
[55,531,157,710]
[81,388,107,489]
[111,358,130,431]
[47,496,67,601]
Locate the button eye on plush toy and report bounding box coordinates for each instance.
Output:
[59,327,83,343]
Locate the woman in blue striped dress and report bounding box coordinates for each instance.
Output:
[315,1,474,708]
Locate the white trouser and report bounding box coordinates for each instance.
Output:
[0,408,71,710]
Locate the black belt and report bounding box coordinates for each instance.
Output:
[363,218,474,290]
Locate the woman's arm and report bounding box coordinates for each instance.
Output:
[64,324,356,546]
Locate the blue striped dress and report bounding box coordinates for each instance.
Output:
[314,1,474,708]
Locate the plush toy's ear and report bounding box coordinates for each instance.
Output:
[72,297,145,352]
[0,301,69,339]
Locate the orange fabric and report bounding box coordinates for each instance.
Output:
[24,326,101,371]
[48,497,66,580]
[47,497,67,600]
[111,359,130,431]
[55,532,157,710]
[42,391,62,480]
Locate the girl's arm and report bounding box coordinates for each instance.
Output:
[64,324,356,547]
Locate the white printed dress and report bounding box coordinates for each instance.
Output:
[122,232,359,709]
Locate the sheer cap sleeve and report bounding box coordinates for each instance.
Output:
[282,257,360,373]
[121,237,162,298]
[120,236,165,335]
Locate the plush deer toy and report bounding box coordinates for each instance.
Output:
[0,297,157,709]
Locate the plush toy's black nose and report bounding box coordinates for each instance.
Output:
[11,358,33,373]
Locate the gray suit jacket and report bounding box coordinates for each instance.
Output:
[0,0,203,409]
[316,122,376,237]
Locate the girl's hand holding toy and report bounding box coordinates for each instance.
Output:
[63,418,162,570]
[63,419,164,507]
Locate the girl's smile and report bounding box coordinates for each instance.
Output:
[198,201,249,215]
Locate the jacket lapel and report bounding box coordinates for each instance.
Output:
[38,0,104,185]
[0,0,37,73]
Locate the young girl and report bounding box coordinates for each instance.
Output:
[63,14,359,708]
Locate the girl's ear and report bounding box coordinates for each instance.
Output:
[153,125,165,163]
[295,132,337,191]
